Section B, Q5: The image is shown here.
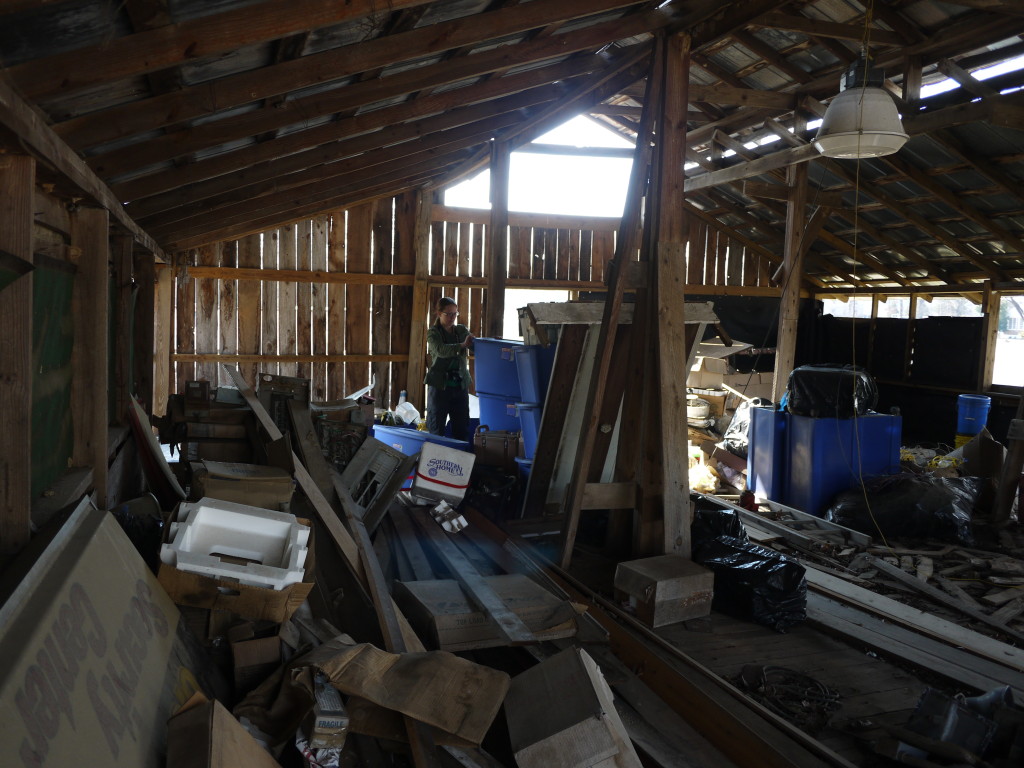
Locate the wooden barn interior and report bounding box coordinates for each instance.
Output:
[3,1,1024,766]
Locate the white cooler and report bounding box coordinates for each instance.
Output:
[411,441,476,505]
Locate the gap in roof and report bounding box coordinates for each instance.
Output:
[444,115,634,218]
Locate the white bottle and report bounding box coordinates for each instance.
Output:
[397,389,407,406]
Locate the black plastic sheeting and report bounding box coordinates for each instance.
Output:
[722,397,773,459]
[692,508,807,632]
[786,364,878,418]
[825,475,982,546]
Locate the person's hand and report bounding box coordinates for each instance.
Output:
[462,333,475,349]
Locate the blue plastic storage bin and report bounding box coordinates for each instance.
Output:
[785,413,902,517]
[477,392,521,432]
[513,345,556,404]
[473,337,523,398]
[517,403,542,459]
[748,406,787,502]
[514,456,532,486]
[370,424,471,455]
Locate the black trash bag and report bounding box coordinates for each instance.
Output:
[824,474,981,546]
[722,397,773,459]
[693,535,807,631]
[691,507,748,548]
[786,364,878,418]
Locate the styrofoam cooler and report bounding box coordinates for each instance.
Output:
[517,403,542,459]
[477,391,521,432]
[473,338,523,399]
[412,441,476,505]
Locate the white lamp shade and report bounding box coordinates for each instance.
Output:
[813,87,909,158]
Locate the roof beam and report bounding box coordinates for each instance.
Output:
[55,0,646,151]
[754,12,904,47]
[688,83,797,110]
[88,6,679,180]
[0,73,162,258]
[113,60,593,203]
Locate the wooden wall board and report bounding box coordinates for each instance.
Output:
[175,249,196,392]
[724,236,741,286]
[568,228,581,283]
[236,232,262,387]
[296,220,312,379]
[592,230,613,284]
[153,263,173,415]
[579,229,593,282]
[112,235,133,425]
[194,243,219,384]
[516,225,531,281]
[542,229,557,281]
[743,244,757,287]
[278,225,298,377]
[471,222,484,337]
[310,215,329,400]
[457,222,470,320]
[346,203,373,397]
[218,239,238,387]
[0,154,34,554]
[687,220,704,285]
[261,229,280,378]
[133,251,156,409]
[391,192,415,404]
[70,205,110,505]
[556,228,570,281]
[327,209,346,400]
[372,198,394,407]
[444,219,458,308]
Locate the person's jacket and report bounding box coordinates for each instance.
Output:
[425,323,473,390]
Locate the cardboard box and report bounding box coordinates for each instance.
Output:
[395,574,578,651]
[231,636,281,694]
[158,515,314,623]
[723,372,774,401]
[614,555,714,627]
[688,356,728,389]
[505,647,641,768]
[411,441,476,505]
[0,501,216,768]
[189,460,294,510]
[309,675,349,749]
[166,695,281,768]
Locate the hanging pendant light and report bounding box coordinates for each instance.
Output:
[814,57,908,159]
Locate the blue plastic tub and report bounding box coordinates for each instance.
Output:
[371,424,471,455]
[957,394,991,436]
[473,337,523,399]
[748,406,787,503]
[477,392,521,432]
[513,344,556,404]
[517,402,542,459]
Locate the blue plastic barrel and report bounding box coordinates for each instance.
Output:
[957,394,991,436]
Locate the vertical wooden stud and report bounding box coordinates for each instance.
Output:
[262,229,280,378]
[236,233,262,387]
[980,283,1000,391]
[278,225,298,378]
[346,203,373,397]
[328,210,347,399]
[133,252,156,410]
[296,221,312,380]
[218,240,238,388]
[373,198,395,406]
[153,262,173,416]
[175,250,196,393]
[772,162,809,403]
[194,243,220,384]
[407,191,432,409]
[112,234,134,424]
[311,215,329,400]
[391,192,416,403]
[487,140,510,338]
[0,154,34,554]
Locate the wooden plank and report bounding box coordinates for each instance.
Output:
[592,230,613,283]
[327,210,347,400]
[236,233,262,388]
[581,482,636,510]
[194,243,220,384]
[0,154,34,554]
[806,566,1024,672]
[756,12,903,46]
[457,222,471,320]
[406,192,431,410]
[133,251,155,410]
[389,505,436,581]
[159,265,414,286]
[471,221,485,337]
[175,250,196,393]
[277,225,298,377]
[567,229,581,284]
[542,229,557,281]
[310,216,329,401]
[112,235,134,425]
[175,353,407,364]
[218,241,238,388]
[222,364,426,652]
[261,229,280,379]
[772,163,808,402]
[407,505,536,644]
[436,206,620,233]
[556,228,570,281]
[153,262,173,415]
[346,203,373,398]
[390,192,416,405]
[70,206,110,504]
[372,198,395,407]
[684,144,819,193]
[486,141,510,338]
[296,221,313,380]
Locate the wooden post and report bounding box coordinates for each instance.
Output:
[0,154,34,554]
[112,234,134,424]
[406,190,432,409]
[486,140,510,338]
[328,210,347,399]
[153,260,174,417]
[650,31,692,557]
[236,233,262,388]
[771,162,809,403]
[70,205,110,505]
[980,283,1000,391]
[133,251,156,411]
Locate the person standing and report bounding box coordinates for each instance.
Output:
[425,296,474,440]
